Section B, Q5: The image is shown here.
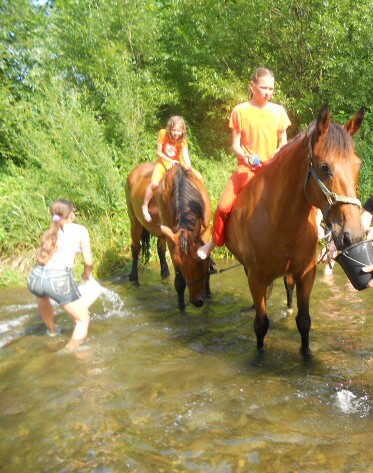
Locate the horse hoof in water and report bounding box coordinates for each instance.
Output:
[161,268,170,279]
[301,347,312,359]
[251,349,266,367]
[128,274,140,287]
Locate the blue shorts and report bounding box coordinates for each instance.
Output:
[28,264,80,305]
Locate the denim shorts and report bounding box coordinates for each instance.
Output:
[28,264,80,305]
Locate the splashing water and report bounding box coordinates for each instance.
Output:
[94,286,125,319]
[0,314,31,348]
[335,389,370,416]
[78,277,125,319]
[0,283,125,347]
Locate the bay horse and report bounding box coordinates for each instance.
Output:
[126,163,212,311]
[225,106,365,356]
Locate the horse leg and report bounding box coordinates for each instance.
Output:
[205,272,211,299]
[248,277,269,351]
[128,244,139,284]
[295,268,316,357]
[204,257,213,298]
[157,237,170,279]
[284,275,295,309]
[128,222,143,285]
[174,267,186,312]
[244,266,255,311]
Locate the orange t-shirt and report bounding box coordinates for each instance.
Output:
[157,129,188,168]
[229,102,291,164]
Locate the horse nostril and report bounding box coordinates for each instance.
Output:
[342,232,351,248]
[193,299,204,308]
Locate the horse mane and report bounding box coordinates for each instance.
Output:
[172,165,205,231]
[267,117,354,170]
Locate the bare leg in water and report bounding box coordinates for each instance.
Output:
[62,298,90,350]
[38,297,57,334]
[38,296,90,349]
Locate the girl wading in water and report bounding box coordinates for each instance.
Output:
[28,199,93,350]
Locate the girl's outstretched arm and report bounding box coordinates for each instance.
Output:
[80,228,93,279]
[183,148,191,170]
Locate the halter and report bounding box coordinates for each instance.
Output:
[304,138,361,222]
[184,274,207,287]
[183,245,210,287]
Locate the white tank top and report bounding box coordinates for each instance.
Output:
[46,223,88,269]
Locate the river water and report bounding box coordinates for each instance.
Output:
[0,261,372,473]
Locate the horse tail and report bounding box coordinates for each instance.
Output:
[141,227,151,265]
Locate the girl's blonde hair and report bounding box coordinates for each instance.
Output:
[250,67,274,83]
[166,115,187,141]
[248,67,274,98]
[37,199,74,265]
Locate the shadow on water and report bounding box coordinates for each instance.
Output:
[0,260,373,472]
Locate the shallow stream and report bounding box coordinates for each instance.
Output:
[1,262,372,472]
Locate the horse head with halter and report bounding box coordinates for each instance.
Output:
[304,106,365,250]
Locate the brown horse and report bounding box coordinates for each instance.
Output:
[225,106,365,356]
[126,163,212,311]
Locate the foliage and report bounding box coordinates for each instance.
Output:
[0,0,372,285]
[0,267,26,287]
[356,109,373,204]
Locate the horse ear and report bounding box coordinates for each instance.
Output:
[315,104,331,138]
[160,225,177,243]
[192,218,202,243]
[344,107,365,136]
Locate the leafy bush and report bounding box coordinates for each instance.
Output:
[0,0,372,285]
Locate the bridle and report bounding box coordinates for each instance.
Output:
[184,243,210,287]
[304,136,361,222]
[179,237,211,287]
[184,274,207,287]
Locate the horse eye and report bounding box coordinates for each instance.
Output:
[317,163,332,180]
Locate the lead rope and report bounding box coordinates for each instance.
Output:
[211,262,242,275]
